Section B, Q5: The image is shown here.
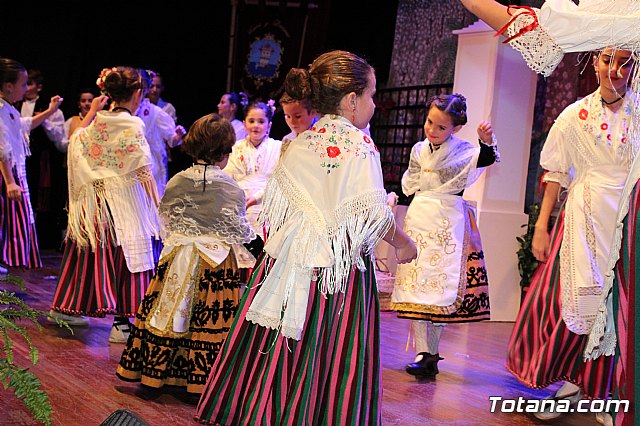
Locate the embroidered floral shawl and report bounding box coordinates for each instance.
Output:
[245,114,394,340]
[67,111,160,273]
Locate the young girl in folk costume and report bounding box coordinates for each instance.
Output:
[279,92,318,155]
[508,48,632,421]
[222,101,281,257]
[137,69,185,198]
[50,66,160,342]
[390,94,499,378]
[117,114,255,393]
[0,58,63,270]
[195,50,417,425]
[217,91,248,141]
[461,2,639,424]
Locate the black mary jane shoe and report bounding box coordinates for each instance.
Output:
[405,352,444,378]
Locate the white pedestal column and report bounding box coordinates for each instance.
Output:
[452,20,537,321]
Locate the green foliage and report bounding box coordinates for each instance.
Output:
[516,205,540,288]
[0,276,70,425]
[0,358,53,424]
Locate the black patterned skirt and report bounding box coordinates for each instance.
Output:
[116,251,241,394]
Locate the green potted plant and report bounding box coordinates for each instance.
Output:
[516,204,540,297]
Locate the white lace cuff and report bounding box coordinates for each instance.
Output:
[506,10,564,77]
[479,134,500,163]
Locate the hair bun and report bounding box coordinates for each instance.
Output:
[453,93,466,104]
[284,68,312,101]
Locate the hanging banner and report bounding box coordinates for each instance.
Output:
[246,33,284,89]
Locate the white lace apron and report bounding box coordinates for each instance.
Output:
[391,192,468,313]
[560,165,627,334]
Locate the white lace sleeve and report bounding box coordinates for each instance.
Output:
[540,116,573,189]
[505,9,564,77]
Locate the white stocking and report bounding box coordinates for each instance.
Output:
[426,322,445,355]
[412,320,446,361]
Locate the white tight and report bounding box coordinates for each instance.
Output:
[413,320,445,355]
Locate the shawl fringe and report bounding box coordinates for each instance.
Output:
[67,166,160,252]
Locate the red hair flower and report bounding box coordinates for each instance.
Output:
[326,146,341,158]
[578,109,588,120]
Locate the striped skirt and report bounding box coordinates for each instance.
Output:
[0,170,41,268]
[117,253,242,394]
[195,256,381,426]
[506,208,613,399]
[51,238,153,317]
[611,184,640,426]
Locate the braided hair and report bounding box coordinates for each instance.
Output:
[427,93,468,126]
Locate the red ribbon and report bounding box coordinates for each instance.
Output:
[495,5,539,44]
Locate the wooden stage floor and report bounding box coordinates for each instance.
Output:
[1,251,600,425]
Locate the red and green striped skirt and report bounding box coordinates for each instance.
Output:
[611,183,640,426]
[51,237,153,317]
[0,170,41,268]
[506,207,613,399]
[195,255,382,425]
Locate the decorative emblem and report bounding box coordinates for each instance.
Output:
[246,34,283,89]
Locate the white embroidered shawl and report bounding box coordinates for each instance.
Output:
[0,98,32,170]
[67,111,160,273]
[146,165,256,337]
[245,115,394,340]
[401,136,482,197]
[223,136,283,235]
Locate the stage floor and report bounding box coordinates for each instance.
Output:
[1,251,599,425]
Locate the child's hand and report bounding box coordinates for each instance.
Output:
[91,95,109,113]
[386,192,398,207]
[477,121,493,144]
[532,226,551,262]
[48,95,63,112]
[6,182,25,201]
[246,196,257,208]
[395,239,417,264]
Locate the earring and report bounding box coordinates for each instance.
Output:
[351,107,356,123]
